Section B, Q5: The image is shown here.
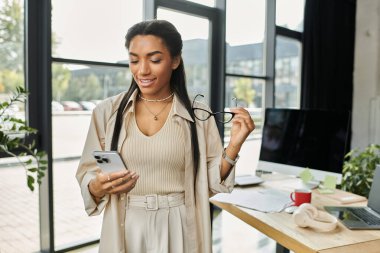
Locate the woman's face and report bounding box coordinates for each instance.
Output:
[128,35,180,99]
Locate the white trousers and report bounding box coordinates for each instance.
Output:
[124,193,187,253]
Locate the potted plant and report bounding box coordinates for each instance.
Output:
[0,86,47,191]
[341,144,380,197]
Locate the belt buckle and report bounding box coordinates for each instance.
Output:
[145,194,158,211]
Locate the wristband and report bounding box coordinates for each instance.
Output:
[222,148,239,166]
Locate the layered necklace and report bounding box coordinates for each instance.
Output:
[139,93,174,120]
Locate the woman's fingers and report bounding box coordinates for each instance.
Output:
[100,170,129,184]
[232,115,255,131]
[108,173,139,194]
[230,108,255,131]
[228,108,255,148]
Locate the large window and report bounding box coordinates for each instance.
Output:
[51,0,141,250]
[275,36,302,108]
[276,0,304,32]
[51,0,141,63]
[0,1,41,252]
[275,0,304,109]
[226,0,265,77]
[225,0,267,174]
[157,8,210,99]
[217,0,304,252]
[2,0,305,252]
[51,63,132,248]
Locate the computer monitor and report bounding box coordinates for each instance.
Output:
[258,108,351,184]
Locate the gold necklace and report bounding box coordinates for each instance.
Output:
[139,93,174,102]
[141,99,171,120]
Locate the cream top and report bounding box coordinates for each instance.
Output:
[122,105,185,195]
[76,90,235,253]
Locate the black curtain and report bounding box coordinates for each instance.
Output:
[301,0,356,111]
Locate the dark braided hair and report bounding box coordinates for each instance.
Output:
[111,20,200,177]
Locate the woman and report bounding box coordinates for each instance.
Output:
[76,20,255,253]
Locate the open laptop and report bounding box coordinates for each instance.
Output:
[324,164,380,230]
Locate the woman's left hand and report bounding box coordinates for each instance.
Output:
[228,107,255,150]
[220,107,255,179]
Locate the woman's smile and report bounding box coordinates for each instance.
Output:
[138,78,156,87]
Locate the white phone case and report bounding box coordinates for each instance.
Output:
[92,151,127,173]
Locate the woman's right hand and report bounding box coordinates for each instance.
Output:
[89,170,139,199]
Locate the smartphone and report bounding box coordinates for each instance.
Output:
[92,151,127,173]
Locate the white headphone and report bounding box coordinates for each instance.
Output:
[292,203,338,232]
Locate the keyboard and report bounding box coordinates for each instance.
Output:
[348,208,380,225]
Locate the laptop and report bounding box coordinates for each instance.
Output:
[324,164,380,230]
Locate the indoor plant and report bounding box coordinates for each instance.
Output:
[341,144,380,197]
[0,86,47,191]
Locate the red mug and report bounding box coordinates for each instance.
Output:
[290,189,312,206]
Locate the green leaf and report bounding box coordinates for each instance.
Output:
[27,175,35,183]
[36,151,46,156]
[27,175,35,191]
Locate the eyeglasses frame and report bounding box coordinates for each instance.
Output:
[191,94,237,124]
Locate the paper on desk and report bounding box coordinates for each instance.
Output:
[210,189,292,213]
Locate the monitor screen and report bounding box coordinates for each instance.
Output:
[258,108,351,183]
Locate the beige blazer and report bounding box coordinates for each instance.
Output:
[76,90,235,253]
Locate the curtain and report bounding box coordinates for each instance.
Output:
[301,0,356,111]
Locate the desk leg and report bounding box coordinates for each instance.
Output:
[276,243,290,253]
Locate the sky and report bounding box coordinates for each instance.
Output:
[51,0,304,64]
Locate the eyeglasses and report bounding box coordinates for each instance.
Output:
[192,94,237,124]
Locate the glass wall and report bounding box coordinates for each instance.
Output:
[157,8,210,99]
[0,0,305,251]
[276,0,305,32]
[275,0,304,109]
[0,1,41,252]
[226,0,265,77]
[51,0,142,63]
[225,0,266,174]
[51,0,141,249]
[217,0,304,252]
[225,77,264,176]
[51,63,132,247]
[275,36,302,108]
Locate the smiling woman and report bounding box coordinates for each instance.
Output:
[76,19,254,253]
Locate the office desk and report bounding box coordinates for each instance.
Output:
[210,175,380,253]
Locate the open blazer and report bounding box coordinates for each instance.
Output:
[76,90,235,253]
